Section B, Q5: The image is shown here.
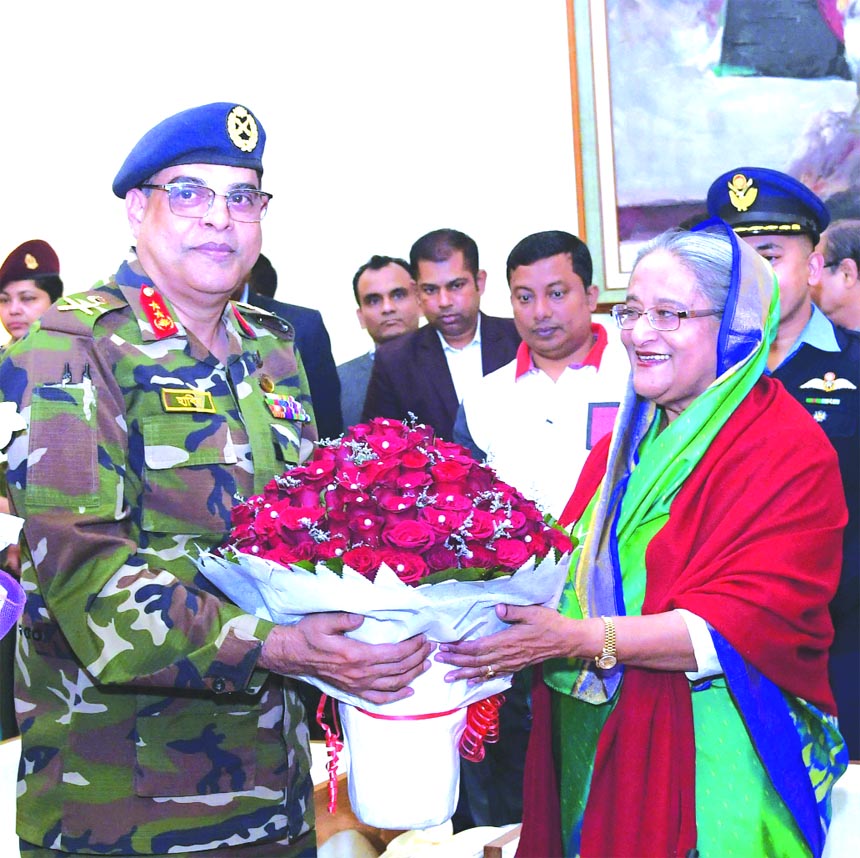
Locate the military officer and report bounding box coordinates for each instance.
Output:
[708,167,859,760]
[0,102,430,856]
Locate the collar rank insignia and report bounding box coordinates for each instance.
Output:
[231,304,257,338]
[140,285,179,339]
[800,372,857,394]
[263,392,311,422]
[727,173,758,212]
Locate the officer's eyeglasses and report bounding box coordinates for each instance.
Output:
[612,304,722,331]
[140,183,272,222]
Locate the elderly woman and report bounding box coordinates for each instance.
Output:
[438,224,848,857]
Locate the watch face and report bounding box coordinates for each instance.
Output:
[596,654,617,670]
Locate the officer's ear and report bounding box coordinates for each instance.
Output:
[126,188,149,238]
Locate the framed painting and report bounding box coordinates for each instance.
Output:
[569,0,860,304]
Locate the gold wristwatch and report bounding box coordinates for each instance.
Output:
[595,616,617,670]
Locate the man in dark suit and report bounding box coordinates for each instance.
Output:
[241,253,344,440]
[362,229,520,440]
[337,255,421,429]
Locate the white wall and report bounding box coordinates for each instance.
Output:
[0,0,579,362]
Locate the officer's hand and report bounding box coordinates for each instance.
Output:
[259,613,431,705]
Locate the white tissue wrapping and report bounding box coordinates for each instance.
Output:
[197,550,569,713]
[196,549,570,827]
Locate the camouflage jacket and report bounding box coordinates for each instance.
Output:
[0,258,318,854]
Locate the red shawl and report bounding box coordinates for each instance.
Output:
[518,378,845,857]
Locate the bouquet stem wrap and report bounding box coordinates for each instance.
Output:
[197,553,570,829]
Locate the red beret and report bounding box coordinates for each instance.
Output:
[0,239,60,290]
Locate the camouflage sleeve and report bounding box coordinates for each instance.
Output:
[1,321,274,695]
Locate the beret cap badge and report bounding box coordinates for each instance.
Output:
[24,253,40,271]
[226,105,259,153]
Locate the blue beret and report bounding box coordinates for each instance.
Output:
[112,102,266,198]
[706,167,829,242]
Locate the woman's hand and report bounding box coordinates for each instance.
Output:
[435,604,601,684]
[260,612,432,705]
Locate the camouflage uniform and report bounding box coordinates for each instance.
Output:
[0,255,318,855]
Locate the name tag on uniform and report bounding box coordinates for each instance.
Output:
[161,388,217,413]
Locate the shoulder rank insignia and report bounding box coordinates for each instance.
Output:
[140,285,179,339]
[57,294,113,316]
[799,372,857,394]
[727,173,757,212]
[161,388,216,413]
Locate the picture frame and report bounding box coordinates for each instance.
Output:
[569,0,860,308]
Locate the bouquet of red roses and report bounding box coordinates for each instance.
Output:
[197,416,573,829]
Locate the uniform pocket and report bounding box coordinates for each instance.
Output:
[141,414,238,534]
[27,383,98,508]
[134,698,258,797]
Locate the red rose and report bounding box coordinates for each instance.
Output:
[396,469,432,491]
[342,546,382,577]
[348,512,385,546]
[465,508,496,539]
[334,463,373,491]
[378,549,428,584]
[493,538,532,569]
[383,520,438,552]
[433,439,471,458]
[274,505,326,530]
[401,449,431,469]
[304,449,337,482]
[464,541,496,568]
[366,434,408,458]
[425,543,458,572]
[549,527,574,554]
[464,462,496,494]
[434,491,473,511]
[431,459,470,484]
[419,506,469,534]
[315,534,348,561]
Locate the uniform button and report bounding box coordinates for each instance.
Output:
[213,678,227,693]
[32,629,43,641]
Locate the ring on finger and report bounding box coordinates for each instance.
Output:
[484,664,496,679]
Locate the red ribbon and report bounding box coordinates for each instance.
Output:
[314,692,507,812]
[315,694,344,814]
[459,693,506,762]
[354,705,460,721]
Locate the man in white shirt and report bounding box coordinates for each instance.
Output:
[337,255,421,428]
[447,230,628,833]
[455,230,629,518]
[363,229,520,440]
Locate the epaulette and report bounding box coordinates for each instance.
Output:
[43,286,128,337]
[232,300,295,341]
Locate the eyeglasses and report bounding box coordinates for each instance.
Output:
[140,182,272,222]
[611,304,722,331]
